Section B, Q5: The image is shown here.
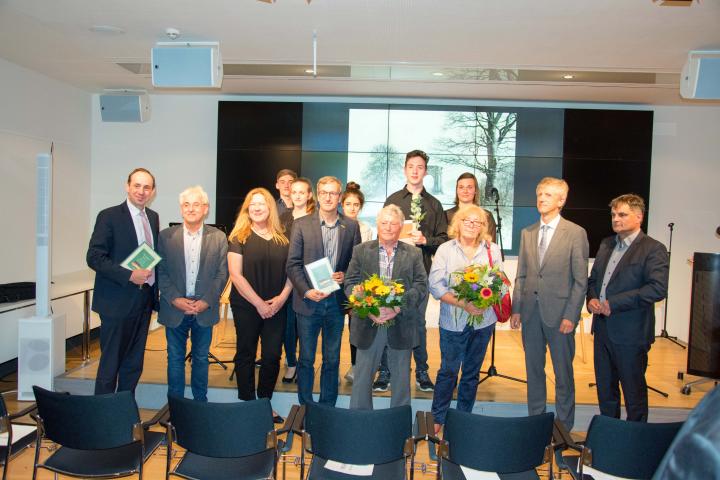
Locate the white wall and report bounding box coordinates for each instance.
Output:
[90,94,221,226]
[0,57,91,283]
[650,106,720,342]
[90,94,720,342]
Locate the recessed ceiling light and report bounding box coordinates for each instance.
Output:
[563,74,575,79]
[89,25,125,35]
[432,72,444,77]
[305,69,315,74]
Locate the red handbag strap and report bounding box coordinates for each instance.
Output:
[486,243,494,267]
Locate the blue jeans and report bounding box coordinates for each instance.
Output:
[431,323,494,425]
[284,301,298,368]
[296,298,344,405]
[166,315,213,401]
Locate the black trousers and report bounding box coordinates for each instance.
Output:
[95,288,153,394]
[231,302,285,401]
[594,317,650,422]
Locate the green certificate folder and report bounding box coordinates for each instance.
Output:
[121,242,162,271]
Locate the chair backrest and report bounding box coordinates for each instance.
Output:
[585,415,683,480]
[444,409,554,473]
[168,395,274,458]
[305,402,412,465]
[32,386,140,450]
[0,393,7,418]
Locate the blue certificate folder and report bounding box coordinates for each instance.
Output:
[304,257,340,294]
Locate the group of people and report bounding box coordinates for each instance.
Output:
[86,148,669,431]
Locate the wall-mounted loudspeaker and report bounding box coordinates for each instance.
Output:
[151,42,223,88]
[100,92,151,122]
[681,50,720,100]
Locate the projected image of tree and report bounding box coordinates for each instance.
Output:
[347,107,517,249]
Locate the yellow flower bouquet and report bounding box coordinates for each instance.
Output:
[346,273,405,327]
[449,263,509,327]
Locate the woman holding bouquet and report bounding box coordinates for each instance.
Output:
[428,205,504,433]
[228,187,292,423]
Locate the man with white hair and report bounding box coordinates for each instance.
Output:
[511,177,589,431]
[157,186,228,401]
[345,204,428,409]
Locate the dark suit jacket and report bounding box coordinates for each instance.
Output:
[286,211,361,316]
[344,241,428,350]
[87,201,160,318]
[587,231,669,346]
[513,217,589,327]
[156,224,229,328]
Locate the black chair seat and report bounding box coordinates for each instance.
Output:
[441,458,540,480]
[41,430,164,477]
[308,455,406,479]
[173,448,275,480]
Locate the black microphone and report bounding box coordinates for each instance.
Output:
[716,225,720,236]
[668,222,674,228]
[490,187,500,202]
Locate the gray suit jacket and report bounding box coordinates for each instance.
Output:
[286,212,361,316]
[157,224,228,328]
[513,217,589,327]
[344,241,428,350]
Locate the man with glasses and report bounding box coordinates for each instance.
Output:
[286,176,361,405]
[156,186,228,401]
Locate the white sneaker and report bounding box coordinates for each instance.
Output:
[344,366,354,383]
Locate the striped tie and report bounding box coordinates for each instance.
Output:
[139,210,155,286]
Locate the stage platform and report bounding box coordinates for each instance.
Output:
[55,321,713,431]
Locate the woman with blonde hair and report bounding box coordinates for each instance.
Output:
[428,205,503,433]
[228,187,291,422]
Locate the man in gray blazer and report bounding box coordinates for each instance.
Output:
[345,205,428,409]
[511,177,589,430]
[286,176,361,406]
[157,186,228,401]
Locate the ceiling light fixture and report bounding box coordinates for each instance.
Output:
[563,74,575,79]
[305,69,315,74]
[432,72,444,77]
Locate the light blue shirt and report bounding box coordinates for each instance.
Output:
[599,230,641,302]
[183,225,203,298]
[429,239,502,331]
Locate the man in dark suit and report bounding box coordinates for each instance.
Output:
[378,149,448,392]
[511,177,589,431]
[587,194,668,422]
[156,186,228,401]
[87,168,159,394]
[345,205,428,409]
[286,176,361,405]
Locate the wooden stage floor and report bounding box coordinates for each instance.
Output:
[61,319,713,409]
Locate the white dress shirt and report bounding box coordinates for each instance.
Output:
[126,199,152,247]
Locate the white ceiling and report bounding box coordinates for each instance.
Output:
[1,0,719,105]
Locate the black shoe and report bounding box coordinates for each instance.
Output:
[372,371,390,392]
[416,371,435,392]
[281,366,297,383]
[255,358,262,368]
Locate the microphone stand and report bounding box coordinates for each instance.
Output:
[657,222,685,348]
[478,190,526,386]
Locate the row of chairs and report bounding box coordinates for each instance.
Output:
[2,386,685,480]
